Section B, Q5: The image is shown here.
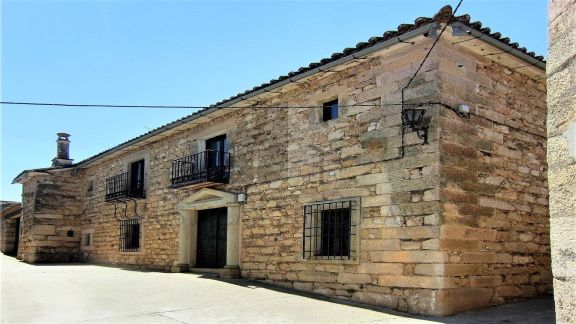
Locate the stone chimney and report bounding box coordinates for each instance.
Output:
[52,133,73,167]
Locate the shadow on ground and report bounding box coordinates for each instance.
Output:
[196,272,555,324]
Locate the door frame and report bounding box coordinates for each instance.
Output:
[173,188,241,275]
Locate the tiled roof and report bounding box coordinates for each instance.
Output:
[1,201,20,212]
[1,201,22,218]
[16,5,545,176]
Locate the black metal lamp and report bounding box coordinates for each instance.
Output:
[402,107,429,144]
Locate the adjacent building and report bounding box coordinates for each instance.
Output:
[0,201,23,255]
[547,0,576,322]
[12,6,551,316]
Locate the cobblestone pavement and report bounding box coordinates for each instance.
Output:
[1,254,555,323]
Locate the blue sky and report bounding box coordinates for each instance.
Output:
[1,0,547,202]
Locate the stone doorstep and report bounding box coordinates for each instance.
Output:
[188,267,241,279]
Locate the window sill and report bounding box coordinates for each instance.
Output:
[302,257,359,265]
[119,250,143,255]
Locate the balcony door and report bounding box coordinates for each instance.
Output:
[129,159,145,198]
[205,135,227,180]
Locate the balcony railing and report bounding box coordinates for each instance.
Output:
[105,172,145,201]
[171,150,230,188]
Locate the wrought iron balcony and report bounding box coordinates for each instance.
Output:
[105,172,145,201]
[171,150,230,188]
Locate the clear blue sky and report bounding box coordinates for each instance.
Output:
[1,0,547,202]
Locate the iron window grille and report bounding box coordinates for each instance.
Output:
[303,199,358,260]
[120,219,141,252]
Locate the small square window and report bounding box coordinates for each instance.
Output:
[322,99,339,122]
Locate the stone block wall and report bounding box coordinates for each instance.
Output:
[76,40,451,315]
[233,42,449,315]
[547,0,576,322]
[0,217,19,254]
[17,169,84,263]
[436,39,551,313]
[17,29,551,317]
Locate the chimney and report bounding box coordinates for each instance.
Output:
[52,133,73,167]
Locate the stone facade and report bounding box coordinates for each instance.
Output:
[547,0,576,322]
[17,169,84,263]
[14,11,550,316]
[0,202,22,255]
[436,42,551,314]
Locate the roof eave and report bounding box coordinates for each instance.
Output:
[450,21,545,70]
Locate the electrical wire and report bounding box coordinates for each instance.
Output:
[0,101,426,110]
[404,0,464,90]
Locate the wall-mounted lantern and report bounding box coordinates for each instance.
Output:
[402,107,429,144]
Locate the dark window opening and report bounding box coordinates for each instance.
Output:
[129,160,145,198]
[83,233,92,246]
[320,208,351,257]
[322,99,339,121]
[206,135,227,168]
[67,230,75,237]
[120,219,141,252]
[86,180,94,194]
[303,199,357,260]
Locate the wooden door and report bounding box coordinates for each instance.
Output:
[196,208,227,268]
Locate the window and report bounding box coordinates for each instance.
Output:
[120,219,141,252]
[303,199,358,260]
[129,159,145,198]
[82,233,92,246]
[86,180,94,195]
[322,99,339,121]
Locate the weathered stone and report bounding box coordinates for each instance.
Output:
[9,8,552,318]
[32,225,56,236]
[352,291,399,309]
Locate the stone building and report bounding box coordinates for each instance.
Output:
[547,0,576,322]
[12,6,551,316]
[0,201,23,255]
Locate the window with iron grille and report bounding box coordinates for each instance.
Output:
[120,219,141,252]
[303,199,359,260]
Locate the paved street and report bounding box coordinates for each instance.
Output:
[1,254,554,323]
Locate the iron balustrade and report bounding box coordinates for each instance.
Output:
[105,172,145,201]
[171,150,230,188]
